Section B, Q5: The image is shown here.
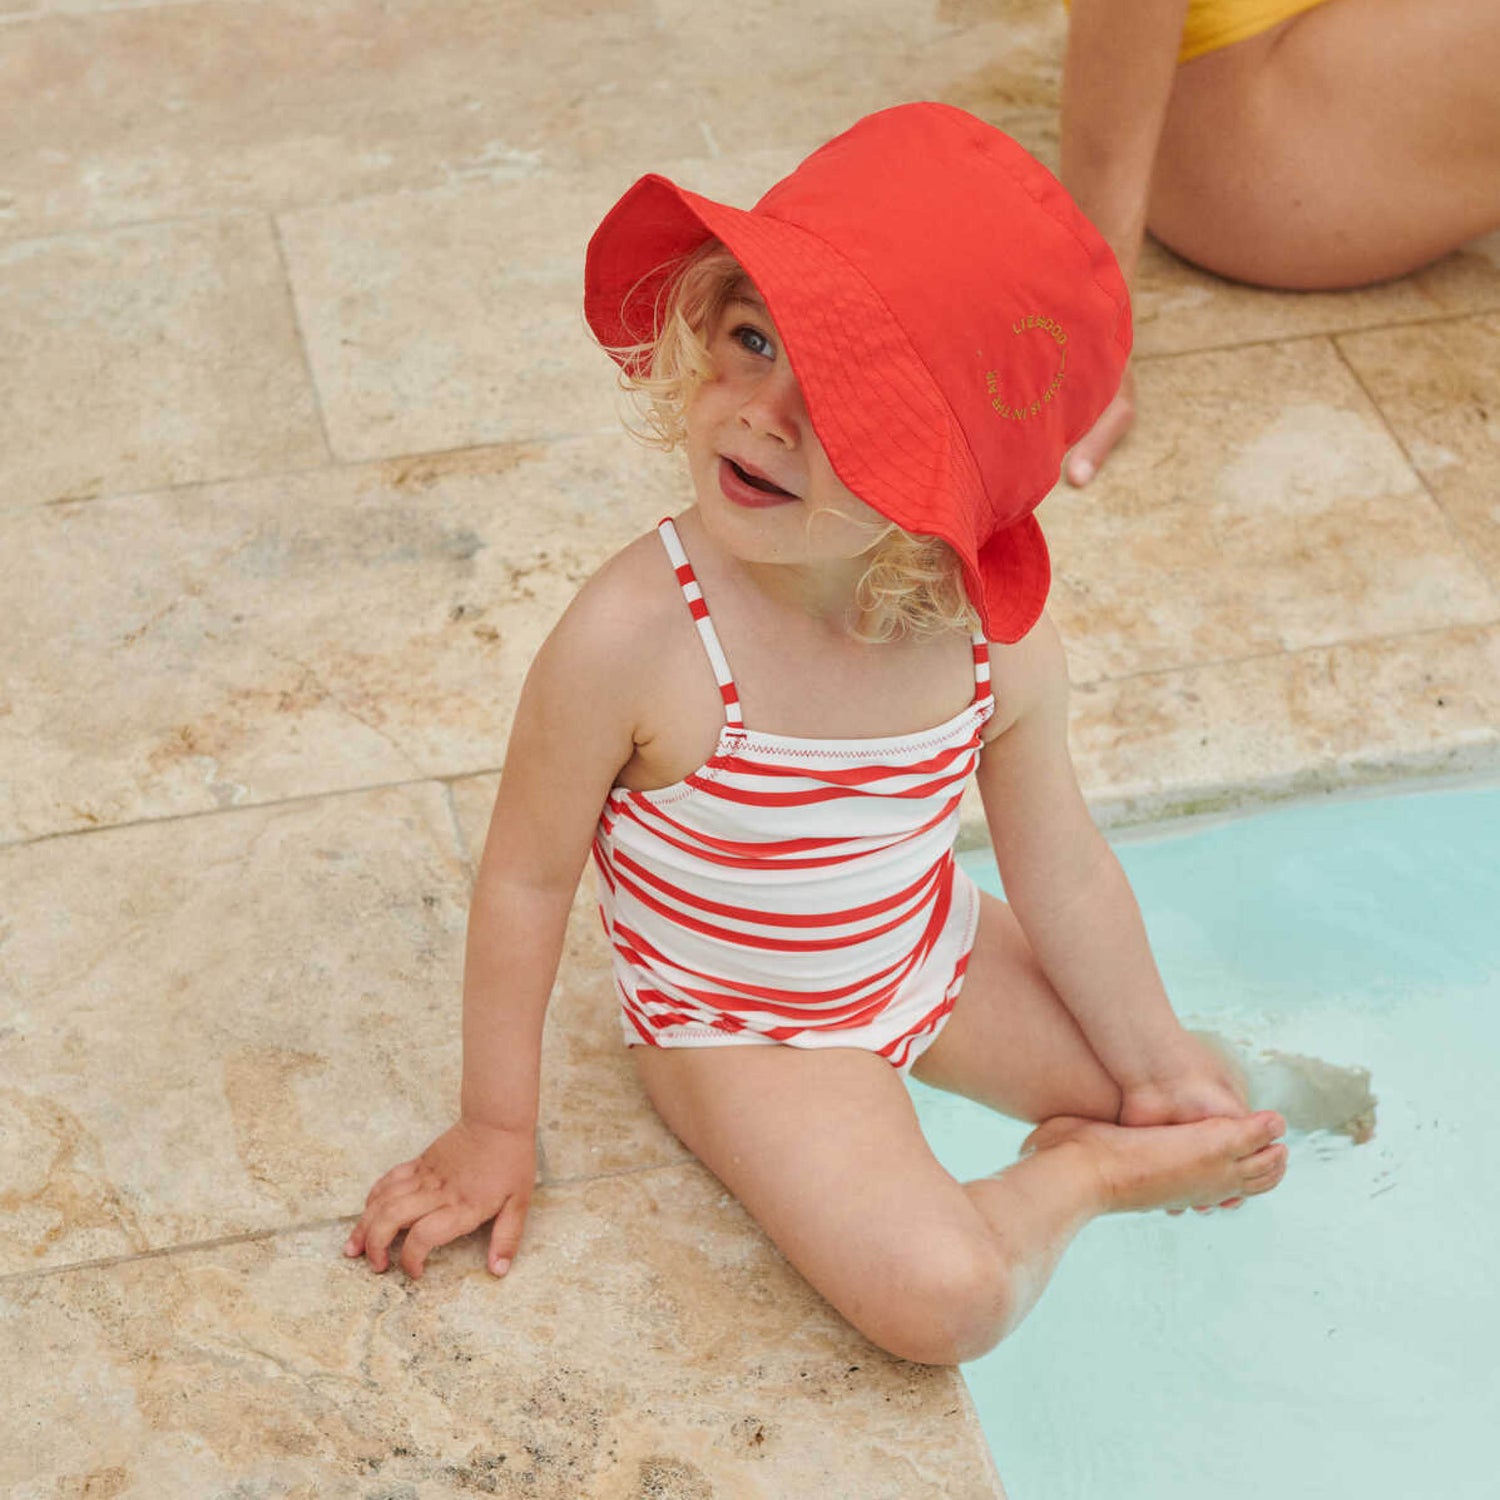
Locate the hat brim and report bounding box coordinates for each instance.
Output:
[585,175,1052,643]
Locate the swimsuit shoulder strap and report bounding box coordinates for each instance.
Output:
[656,517,745,731]
[970,630,993,712]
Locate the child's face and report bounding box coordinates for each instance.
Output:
[684,280,886,565]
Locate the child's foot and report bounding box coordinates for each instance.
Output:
[1019,1112,1288,1214]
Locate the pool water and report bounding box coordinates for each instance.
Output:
[909,782,1500,1500]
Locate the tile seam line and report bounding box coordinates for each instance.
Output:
[269,212,336,464]
[0,157,677,264]
[0,1216,353,1287]
[441,781,475,884]
[1132,303,1500,363]
[539,1156,695,1191]
[1329,334,1500,609]
[0,1,216,25]
[12,429,620,515]
[0,203,274,258]
[0,166,580,247]
[0,1161,695,1287]
[0,767,504,853]
[6,618,1500,852]
[2,189,1494,349]
[1068,613,1500,691]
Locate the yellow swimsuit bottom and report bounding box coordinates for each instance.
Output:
[1176,0,1330,61]
[1064,0,1332,63]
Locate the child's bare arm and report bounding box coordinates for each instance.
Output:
[976,617,1244,1122]
[346,572,642,1278]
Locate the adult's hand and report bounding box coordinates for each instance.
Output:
[1065,363,1136,486]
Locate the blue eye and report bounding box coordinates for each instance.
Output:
[733,324,775,359]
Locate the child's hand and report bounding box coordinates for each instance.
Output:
[343,1118,535,1280]
[1118,1033,1254,1212]
[1117,1030,1249,1128]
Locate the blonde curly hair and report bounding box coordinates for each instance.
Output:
[601,241,980,644]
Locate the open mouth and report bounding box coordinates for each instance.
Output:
[726,458,794,498]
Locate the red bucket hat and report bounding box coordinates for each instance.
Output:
[584,102,1131,643]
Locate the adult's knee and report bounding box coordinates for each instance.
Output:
[856,1233,1014,1366]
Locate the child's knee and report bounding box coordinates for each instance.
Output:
[857,1232,1013,1366]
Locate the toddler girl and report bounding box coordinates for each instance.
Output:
[345,103,1287,1365]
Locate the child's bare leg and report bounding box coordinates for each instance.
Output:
[634,1042,1286,1365]
[968,1113,1286,1338]
[910,890,1126,1124]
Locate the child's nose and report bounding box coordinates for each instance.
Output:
[736,368,803,448]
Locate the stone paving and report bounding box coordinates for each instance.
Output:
[2,1,1498,1496]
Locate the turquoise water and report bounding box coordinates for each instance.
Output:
[910,782,1500,1500]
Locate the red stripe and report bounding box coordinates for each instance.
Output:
[614,790,962,870]
[685,768,973,809]
[607,866,953,1020]
[618,798,872,865]
[608,860,941,954]
[609,845,945,929]
[591,837,617,893]
[707,740,975,787]
[613,920,916,1013]
[878,957,968,1067]
[619,987,660,1046]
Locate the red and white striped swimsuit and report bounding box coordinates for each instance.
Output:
[592,518,994,1074]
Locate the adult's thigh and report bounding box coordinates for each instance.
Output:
[1150,0,1500,287]
[632,1042,1007,1363]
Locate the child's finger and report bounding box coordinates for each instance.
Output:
[398,1204,475,1280]
[356,1188,447,1272]
[345,1181,417,1264]
[487,1192,530,1277]
[363,1158,422,1207]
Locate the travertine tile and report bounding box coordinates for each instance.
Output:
[1133,230,1500,360]
[449,772,498,875]
[0,1180,1000,1498]
[654,0,1063,159]
[0,435,684,843]
[277,173,621,460]
[1042,338,1496,684]
[0,784,473,1272]
[449,775,689,1183]
[0,215,325,509]
[955,622,1500,843]
[1338,313,1500,589]
[0,0,229,13]
[0,0,694,241]
[1066,625,1500,829]
[274,146,824,462]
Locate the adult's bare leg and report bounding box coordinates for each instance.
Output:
[1149,0,1500,288]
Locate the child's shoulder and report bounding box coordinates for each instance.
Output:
[535,526,690,703]
[982,611,1070,741]
[557,527,682,645]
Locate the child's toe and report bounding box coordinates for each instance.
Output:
[1239,1143,1288,1193]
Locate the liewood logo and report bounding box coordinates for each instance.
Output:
[985,315,1068,422]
